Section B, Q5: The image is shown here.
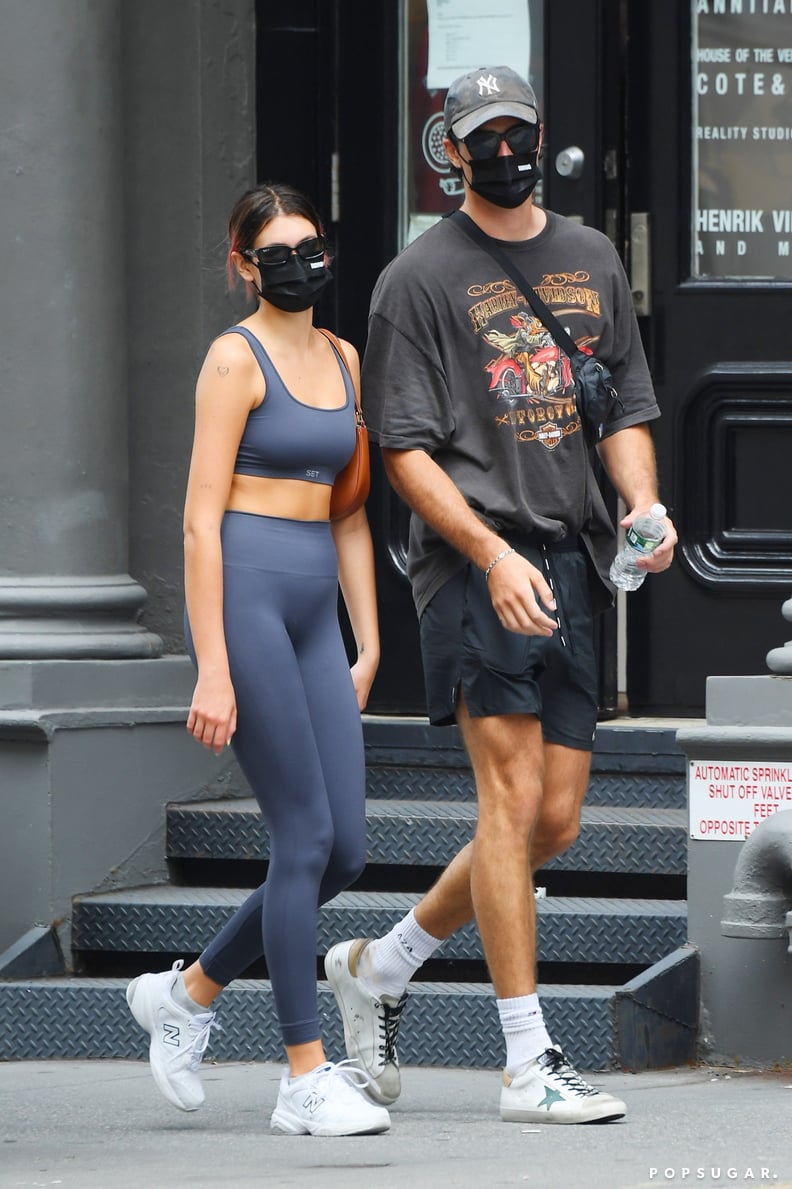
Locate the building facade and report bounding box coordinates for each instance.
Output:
[4,0,790,713]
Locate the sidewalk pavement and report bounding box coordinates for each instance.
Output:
[0,1060,790,1189]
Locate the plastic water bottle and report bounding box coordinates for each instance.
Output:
[609,503,667,592]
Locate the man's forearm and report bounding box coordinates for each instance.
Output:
[596,423,660,510]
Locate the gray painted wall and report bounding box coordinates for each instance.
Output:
[0,658,251,958]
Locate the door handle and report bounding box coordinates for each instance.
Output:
[555,145,584,179]
[630,212,651,316]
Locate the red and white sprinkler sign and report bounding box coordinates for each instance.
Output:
[689,760,792,840]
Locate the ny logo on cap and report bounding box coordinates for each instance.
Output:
[476,74,500,96]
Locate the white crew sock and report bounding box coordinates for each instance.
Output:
[498,993,553,1074]
[171,972,211,1016]
[357,908,442,999]
[288,1062,330,1085]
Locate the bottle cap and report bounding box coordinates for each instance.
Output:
[650,503,666,518]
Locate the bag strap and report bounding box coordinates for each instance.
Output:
[449,209,580,361]
[317,327,365,424]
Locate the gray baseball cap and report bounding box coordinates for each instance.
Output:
[444,66,539,139]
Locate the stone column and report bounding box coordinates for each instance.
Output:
[0,0,161,657]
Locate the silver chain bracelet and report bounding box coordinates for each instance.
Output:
[484,547,515,582]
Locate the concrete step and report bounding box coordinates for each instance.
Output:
[0,976,623,1070]
[166,799,687,875]
[71,887,687,966]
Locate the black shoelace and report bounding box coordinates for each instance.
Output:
[538,1047,598,1097]
[378,994,407,1062]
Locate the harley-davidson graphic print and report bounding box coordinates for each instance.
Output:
[472,274,600,450]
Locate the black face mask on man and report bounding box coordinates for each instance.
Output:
[244,239,333,312]
[465,151,541,209]
[454,121,541,209]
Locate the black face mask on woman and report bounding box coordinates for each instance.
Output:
[465,151,542,209]
[244,243,333,312]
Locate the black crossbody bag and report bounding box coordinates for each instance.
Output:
[450,209,624,443]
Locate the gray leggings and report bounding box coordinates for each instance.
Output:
[185,512,366,1046]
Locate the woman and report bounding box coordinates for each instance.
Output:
[126,184,386,1137]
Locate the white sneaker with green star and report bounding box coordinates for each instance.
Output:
[500,1045,626,1124]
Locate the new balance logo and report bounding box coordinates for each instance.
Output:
[301,1091,325,1115]
[162,1023,181,1047]
[477,73,501,97]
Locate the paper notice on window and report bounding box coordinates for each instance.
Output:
[426,0,530,91]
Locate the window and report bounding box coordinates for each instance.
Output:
[692,1,792,280]
[400,0,544,246]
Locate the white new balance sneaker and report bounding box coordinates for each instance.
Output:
[500,1045,626,1124]
[324,938,405,1105]
[126,959,218,1112]
[270,1060,391,1136]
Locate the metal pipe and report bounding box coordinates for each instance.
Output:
[721,809,792,941]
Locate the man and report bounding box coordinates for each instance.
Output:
[326,65,677,1124]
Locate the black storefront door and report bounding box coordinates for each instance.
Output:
[621,1,792,713]
[363,0,792,717]
[257,1,792,717]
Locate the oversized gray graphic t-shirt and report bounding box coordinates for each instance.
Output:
[361,209,660,617]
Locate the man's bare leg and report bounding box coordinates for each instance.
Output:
[530,742,592,870]
[324,708,625,1118]
[442,697,624,1121]
[414,739,593,943]
[325,694,544,1100]
[454,696,544,996]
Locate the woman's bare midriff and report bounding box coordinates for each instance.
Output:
[225,472,333,521]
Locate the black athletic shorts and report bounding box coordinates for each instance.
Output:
[419,539,598,750]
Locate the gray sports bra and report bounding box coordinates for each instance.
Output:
[223,326,356,484]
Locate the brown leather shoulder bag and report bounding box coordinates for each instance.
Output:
[317,328,371,520]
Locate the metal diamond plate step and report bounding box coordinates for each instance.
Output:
[359,720,686,807]
[166,799,686,874]
[546,806,686,873]
[0,977,622,1070]
[363,719,686,767]
[0,717,694,1072]
[364,765,686,808]
[72,886,686,965]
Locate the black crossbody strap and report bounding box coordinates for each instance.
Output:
[449,209,579,361]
